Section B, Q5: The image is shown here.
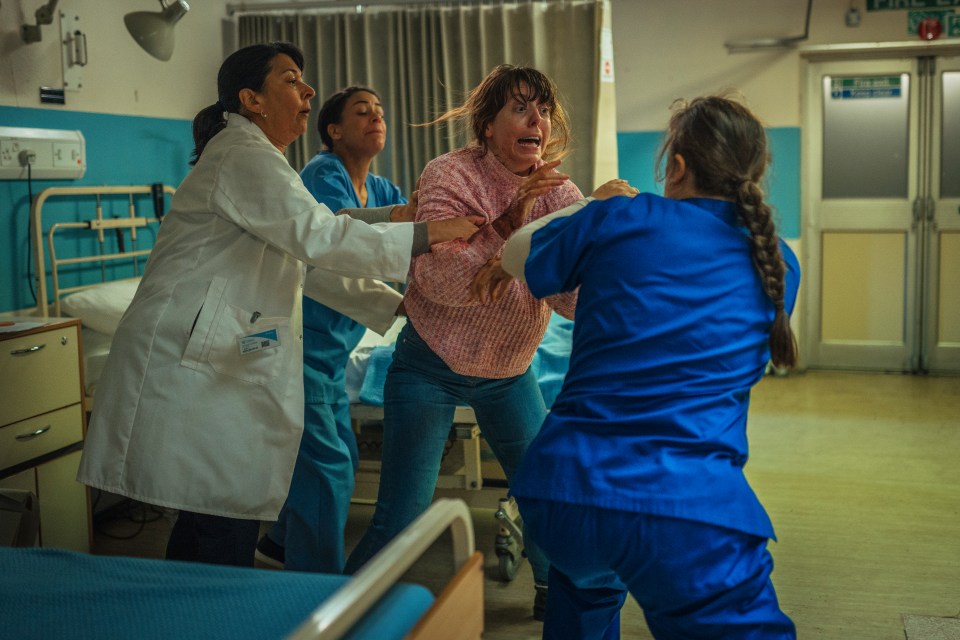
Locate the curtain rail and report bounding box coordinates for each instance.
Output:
[228,0,407,14]
[226,0,566,17]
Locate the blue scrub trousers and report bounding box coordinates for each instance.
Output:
[267,395,356,573]
[266,301,363,574]
[344,321,551,583]
[517,498,796,640]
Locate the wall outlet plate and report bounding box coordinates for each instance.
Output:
[0,126,86,180]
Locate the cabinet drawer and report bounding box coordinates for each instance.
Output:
[0,326,81,427]
[0,404,83,472]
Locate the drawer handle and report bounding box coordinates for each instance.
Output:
[15,426,51,442]
[10,344,46,356]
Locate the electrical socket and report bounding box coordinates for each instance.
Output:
[0,126,85,180]
[18,149,37,166]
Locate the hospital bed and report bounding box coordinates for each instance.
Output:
[32,184,573,580]
[0,498,484,639]
[31,185,172,411]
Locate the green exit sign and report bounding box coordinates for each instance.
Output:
[868,0,960,9]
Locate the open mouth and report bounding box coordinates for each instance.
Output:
[518,136,541,148]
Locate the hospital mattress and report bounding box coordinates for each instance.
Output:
[78,326,112,399]
[57,276,575,409]
[0,547,434,640]
[59,279,140,401]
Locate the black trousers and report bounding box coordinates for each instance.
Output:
[165,509,260,567]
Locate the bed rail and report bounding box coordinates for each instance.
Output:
[31,185,175,318]
[287,498,478,640]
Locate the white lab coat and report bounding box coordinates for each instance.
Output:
[77,114,410,519]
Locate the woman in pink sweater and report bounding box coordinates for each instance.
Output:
[344,64,635,619]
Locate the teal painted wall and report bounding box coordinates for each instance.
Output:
[0,107,192,313]
[0,107,803,313]
[617,127,801,240]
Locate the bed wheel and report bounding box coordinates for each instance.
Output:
[495,534,522,581]
[493,496,525,581]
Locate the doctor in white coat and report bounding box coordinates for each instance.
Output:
[76,42,481,566]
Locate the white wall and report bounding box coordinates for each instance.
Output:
[1,0,926,126]
[1,0,231,118]
[611,0,914,130]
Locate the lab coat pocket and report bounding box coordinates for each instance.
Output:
[180,276,228,372]
[207,304,290,386]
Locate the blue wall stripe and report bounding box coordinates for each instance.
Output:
[0,107,803,313]
[617,127,801,240]
[0,107,192,312]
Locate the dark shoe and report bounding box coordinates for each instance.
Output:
[254,534,285,569]
[533,583,548,621]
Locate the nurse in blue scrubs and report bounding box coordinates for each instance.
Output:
[472,95,799,639]
[257,86,415,572]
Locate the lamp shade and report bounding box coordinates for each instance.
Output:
[124,0,189,62]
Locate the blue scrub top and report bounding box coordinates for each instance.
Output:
[299,151,406,403]
[511,194,801,540]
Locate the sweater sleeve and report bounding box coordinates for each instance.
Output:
[409,153,509,307]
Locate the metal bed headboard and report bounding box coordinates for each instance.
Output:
[31,185,176,318]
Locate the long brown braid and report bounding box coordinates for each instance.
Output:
[658,95,798,368]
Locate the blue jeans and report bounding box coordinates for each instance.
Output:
[517,498,796,640]
[344,322,551,583]
[268,396,355,573]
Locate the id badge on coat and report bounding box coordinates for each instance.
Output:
[238,326,281,355]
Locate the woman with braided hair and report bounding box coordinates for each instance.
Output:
[471,94,799,639]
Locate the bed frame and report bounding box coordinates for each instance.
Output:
[351,404,484,501]
[31,184,173,319]
[290,498,483,639]
[0,498,484,640]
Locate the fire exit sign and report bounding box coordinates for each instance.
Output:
[868,0,960,9]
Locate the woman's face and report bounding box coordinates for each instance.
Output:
[248,54,316,150]
[328,91,386,160]
[484,85,552,175]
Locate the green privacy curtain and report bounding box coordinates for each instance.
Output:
[237,0,617,197]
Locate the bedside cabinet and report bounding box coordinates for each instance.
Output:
[0,318,91,551]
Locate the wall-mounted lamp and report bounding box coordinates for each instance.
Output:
[724,0,812,53]
[124,0,190,62]
[22,0,61,43]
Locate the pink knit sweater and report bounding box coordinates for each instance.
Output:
[405,146,582,378]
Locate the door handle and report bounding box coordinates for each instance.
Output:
[9,344,45,356]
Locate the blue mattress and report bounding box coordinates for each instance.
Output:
[0,547,434,640]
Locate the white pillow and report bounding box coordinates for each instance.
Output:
[60,278,141,336]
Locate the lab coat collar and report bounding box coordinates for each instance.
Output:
[224,112,284,156]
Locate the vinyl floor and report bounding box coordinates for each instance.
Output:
[91,370,960,639]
